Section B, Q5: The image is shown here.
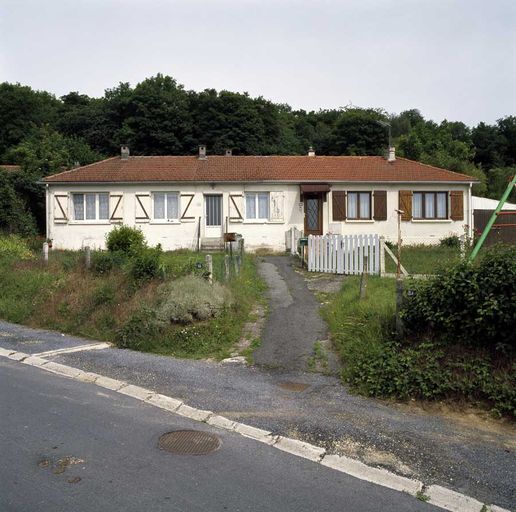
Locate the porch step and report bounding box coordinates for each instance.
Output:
[200,237,224,251]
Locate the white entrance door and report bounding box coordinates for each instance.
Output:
[204,195,223,238]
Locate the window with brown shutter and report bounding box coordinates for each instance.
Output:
[373,190,387,221]
[450,191,464,221]
[399,190,412,221]
[332,191,346,221]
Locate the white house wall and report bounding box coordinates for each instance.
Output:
[47,182,472,251]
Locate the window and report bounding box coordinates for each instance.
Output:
[245,192,269,220]
[153,192,179,220]
[347,192,371,220]
[413,192,447,219]
[72,193,109,221]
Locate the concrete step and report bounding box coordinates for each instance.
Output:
[201,238,224,251]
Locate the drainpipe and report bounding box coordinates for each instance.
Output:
[45,184,50,241]
[468,182,473,240]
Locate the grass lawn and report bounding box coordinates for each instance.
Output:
[321,273,514,418]
[384,244,462,275]
[0,238,264,361]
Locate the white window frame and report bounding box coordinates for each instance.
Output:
[413,192,448,220]
[151,192,180,223]
[71,192,109,223]
[347,191,372,220]
[245,192,270,221]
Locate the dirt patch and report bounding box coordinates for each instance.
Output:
[231,302,266,358]
[303,272,346,294]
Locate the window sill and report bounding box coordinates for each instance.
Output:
[243,219,271,224]
[412,219,452,223]
[69,221,111,225]
[345,219,375,223]
[149,220,181,225]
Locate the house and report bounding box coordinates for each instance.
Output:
[42,146,476,252]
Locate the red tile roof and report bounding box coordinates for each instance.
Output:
[43,155,476,184]
[0,164,21,172]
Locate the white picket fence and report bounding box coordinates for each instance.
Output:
[307,234,381,275]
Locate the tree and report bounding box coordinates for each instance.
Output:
[0,170,37,236]
[0,82,59,160]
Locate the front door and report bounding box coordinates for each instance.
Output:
[304,194,323,235]
[204,195,223,237]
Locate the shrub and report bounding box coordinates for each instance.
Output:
[91,282,116,307]
[115,309,161,350]
[401,245,516,350]
[156,275,232,324]
[90,251,123,275]
[0,234,34,260]
[440,235,461,248]
[128,246,164,282]
[106,225,146,255]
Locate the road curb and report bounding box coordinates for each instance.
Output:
[1,348,512,512]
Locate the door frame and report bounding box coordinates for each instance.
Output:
[304,193,323,235]
[204,194,223,238]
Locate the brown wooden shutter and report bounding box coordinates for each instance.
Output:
[332,191,346,221]
[373,190,387,221]
[450,191,464,221]
[399,190,412,221]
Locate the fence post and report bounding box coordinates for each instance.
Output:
[42,242,49,264]
[359,255,368,300]
[224,254,230,280]
[85,246,91,269]
[205,254,213,284]
[379,236,386,276]
[395,278,405,336]
[234,255,241,276]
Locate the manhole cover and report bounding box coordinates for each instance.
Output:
[158,430,221,455]
[278,382,309,392]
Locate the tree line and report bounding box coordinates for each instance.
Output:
[0,74,515,235]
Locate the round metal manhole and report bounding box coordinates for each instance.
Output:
[158,430,221,455]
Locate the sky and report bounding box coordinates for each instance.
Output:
[0,0,515,126]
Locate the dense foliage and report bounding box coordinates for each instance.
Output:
[105,225,146,255]
[1,76,515,234]
[401,245,516,351]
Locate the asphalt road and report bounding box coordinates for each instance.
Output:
[0,320,514,510]
[0,358,439,512]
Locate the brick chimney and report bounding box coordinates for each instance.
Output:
[198,145,207,159]
[121,146,130,160]
[387,146,396,162]
[308,146,315,157]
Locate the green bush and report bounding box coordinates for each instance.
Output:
[128,246,164,282]
[401,245,516,350]
[90,251,124,275]
[106,225,146,255]
[156,275,232,324]
[115,309,161,350]
[440,235,461,248]
[0,234,34,260]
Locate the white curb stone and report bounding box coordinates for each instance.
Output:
[23,355,48,367]
[7,351,27,361]
[147,393,183,412]
[42,361,83,378]
[233,423,276,444]
[490,505,512,512]
[427,485,485,512]
[321,454,422,495]
[274,436,326,462]
[175,404,212,422]
[75,371,99,383]
[94,375,126,391]
[206,414,237,431]
[117,384,154,401]
[0,347,13,357]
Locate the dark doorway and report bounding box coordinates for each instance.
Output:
[304,194,323,235]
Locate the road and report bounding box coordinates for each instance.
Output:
[0,357,439,512]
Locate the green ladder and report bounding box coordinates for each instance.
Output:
[469,174,516,261]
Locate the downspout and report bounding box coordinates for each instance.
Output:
[468,182,473,239]
[45,184,50,241]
